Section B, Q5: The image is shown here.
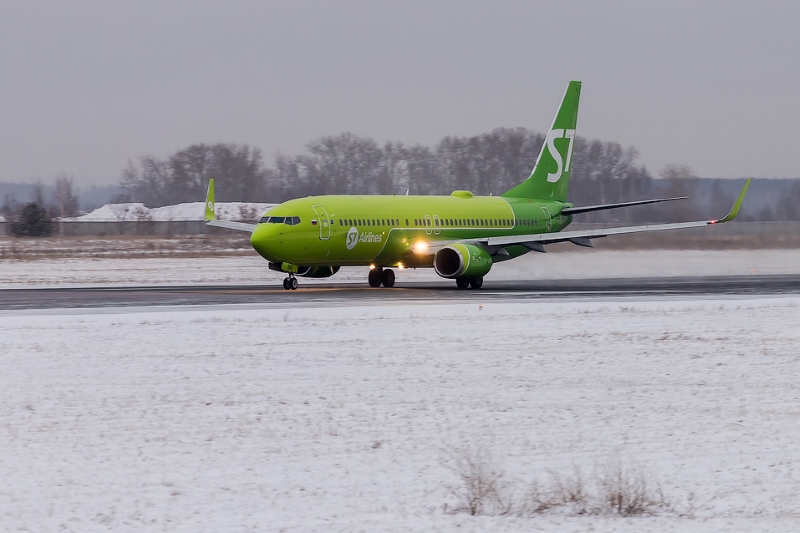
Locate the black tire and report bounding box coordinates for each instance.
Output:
[368,268,382,287]
[381,269,395,288]
[282,278,290,290]
[455,277,470,289]
[290,277,298,290]
[469,277,484,289]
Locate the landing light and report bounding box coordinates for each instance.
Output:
[369,264,376,270]
[413,241,429,254]
[397,262,405,269]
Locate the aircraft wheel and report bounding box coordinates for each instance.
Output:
[289,277,298,290]
[282,278,291,290]
[381,269,395,288]
[469,277,484,289]
[368,268,382,287]
[455,277,470,289]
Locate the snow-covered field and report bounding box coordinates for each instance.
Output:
[62,201,275,222]
[2,297,800,531]
[1,248,800,288]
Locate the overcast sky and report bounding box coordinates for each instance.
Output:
[1,0,798,186]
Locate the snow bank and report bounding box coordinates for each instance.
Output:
[1,249,799,289]
[2,298,800,531]
[65,201,275,222]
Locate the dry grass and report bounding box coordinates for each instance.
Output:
[443,447,513,516]
[0,234,253,261]
[446,451,674,519]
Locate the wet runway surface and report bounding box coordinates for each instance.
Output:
[2,275,800,310]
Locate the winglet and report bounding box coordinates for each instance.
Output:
[714,178,751,224]
[205,179,216,222]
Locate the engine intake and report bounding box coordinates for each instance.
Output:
[433,244,492,279]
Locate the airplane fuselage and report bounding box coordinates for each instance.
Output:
[249,193,573,268]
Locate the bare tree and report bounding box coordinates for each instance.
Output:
[54,174,79,234]
[656,164,700,220]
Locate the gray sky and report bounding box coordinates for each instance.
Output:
[1,0,798,186]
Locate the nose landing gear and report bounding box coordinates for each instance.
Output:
[282,275,298,290]
[368,267,396,288]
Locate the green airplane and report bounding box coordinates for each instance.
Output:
[204,81,750,290]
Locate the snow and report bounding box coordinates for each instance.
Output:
[64,201,276,222]
[2,297,800,531]
[1,249,799,289]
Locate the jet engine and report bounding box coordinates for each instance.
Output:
[268,262,340,278]
[298,266,341,278]
[433,244,492,279]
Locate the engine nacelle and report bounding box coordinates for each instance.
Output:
[268,262,340,278]
[433,244,492,279]
[298,266,340,278]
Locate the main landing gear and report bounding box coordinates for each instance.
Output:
[455,276,483,289]
[282,274,298,291]
[368,267,395,288]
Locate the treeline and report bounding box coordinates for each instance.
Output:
[4,129,798,227]
[118,130,799,222]
[117,129,664,222]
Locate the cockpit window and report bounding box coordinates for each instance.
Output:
[258,215,300,225]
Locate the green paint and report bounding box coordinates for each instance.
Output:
[204,179,216,221]
[502,81,581,201]
[716,178,751,223]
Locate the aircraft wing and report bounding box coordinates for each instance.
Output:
[203,178,258,233]
[206,219,257,232]
[481,178,751,249]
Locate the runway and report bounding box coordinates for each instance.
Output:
[2,274,800,310]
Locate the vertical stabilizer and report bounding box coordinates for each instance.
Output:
[502,81,581,201]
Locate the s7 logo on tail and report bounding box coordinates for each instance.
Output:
[546,128,576,183]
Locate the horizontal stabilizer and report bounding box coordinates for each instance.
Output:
[561,196,687,216]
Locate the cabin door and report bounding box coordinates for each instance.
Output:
[311,205,331,240]
[541,207,552,232]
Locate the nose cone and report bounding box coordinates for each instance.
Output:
[250,223,281,262]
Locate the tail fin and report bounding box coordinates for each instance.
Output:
[502,81,581,201]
